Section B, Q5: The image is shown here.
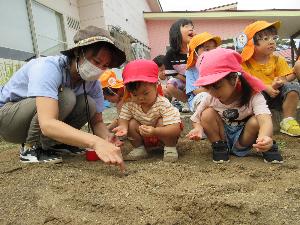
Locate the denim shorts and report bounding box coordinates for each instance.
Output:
[224,124,252,157]
[167,77,185,91]
[262,82,300,110]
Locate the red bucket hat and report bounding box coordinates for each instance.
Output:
[194,48,265,92]
[122,59,159,84]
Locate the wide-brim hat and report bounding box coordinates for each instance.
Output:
[186,32,222,69]
[194,48,266,93]
[99,70,123,89]
[61,26,126,68]
[241,21,281,62]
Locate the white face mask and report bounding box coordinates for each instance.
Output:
[77,57,106,81]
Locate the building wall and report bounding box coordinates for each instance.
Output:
[103,0,151,45]
[146,19,255,59]
[77,0,105,29]
[37,0,80,47]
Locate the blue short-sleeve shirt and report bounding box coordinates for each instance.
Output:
[0,55,104,113]
[185,66,200,110]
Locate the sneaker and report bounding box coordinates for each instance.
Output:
[280,118,300,137]
[212,141,230,163]
[125,146,148,160]
[163,146,178,162]
[181,102,190,113]
[20,144,62,164]
[262,141,283,164]
[172,99,182,112]
[48,144,86,155]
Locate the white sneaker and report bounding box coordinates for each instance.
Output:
[163,146,178,162]
[125,146,148,160]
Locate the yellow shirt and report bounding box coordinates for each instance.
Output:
[242,55,293,85]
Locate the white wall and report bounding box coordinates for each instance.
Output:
[77,0,106,29]
[102,0,151,45]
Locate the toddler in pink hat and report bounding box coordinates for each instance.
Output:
[187,48,283,164]
[113,59,182,162]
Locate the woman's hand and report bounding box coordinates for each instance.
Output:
[93,140,125,173]
[253,136,273,152]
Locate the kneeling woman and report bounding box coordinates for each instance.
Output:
[0,26,126,171]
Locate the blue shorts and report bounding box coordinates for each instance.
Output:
[262,82,300,110]
[224,124,252,157]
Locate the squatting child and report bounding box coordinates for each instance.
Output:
[240,20,300,136]
[187,48,283,164]
[113,59,182,162]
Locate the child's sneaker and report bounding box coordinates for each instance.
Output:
[172,99,182,112]
[163,146,178,162]
[280,118,300,136]
[20,144,62,164]
[47,144,86,155]
[212,141,229,163]
[262,141,283,164]
[125,145,148,160]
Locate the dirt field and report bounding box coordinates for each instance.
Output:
[0,111,299,225]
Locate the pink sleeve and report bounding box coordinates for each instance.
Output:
[251,93,271,116]
[190,95,211,122]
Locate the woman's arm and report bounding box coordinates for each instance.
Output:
[36,97,125,171]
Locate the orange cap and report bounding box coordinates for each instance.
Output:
[186,32,222,69]
[99,70,123,89]
[241,20,281,62]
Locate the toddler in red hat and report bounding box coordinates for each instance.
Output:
[187,48,283,164]
[113,59,182,162]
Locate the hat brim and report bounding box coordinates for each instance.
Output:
[241,21,281,62]
[109,80,124,89]
[193,71,230,87]
[61,40,126,68]
[123,75,158,85]
[187,36,222,69]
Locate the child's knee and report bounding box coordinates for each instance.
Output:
[246,116,259,130]
[128,119,141,131]
[201,108,218,122]
[285,90,300,100]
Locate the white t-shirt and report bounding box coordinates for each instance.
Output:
[191,92,271,125]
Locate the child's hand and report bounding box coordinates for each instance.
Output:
[186,128,203,141]
[106,133,123,147]
[272,77,286,89]
[253,136,273,152]
[265,85,280,98]
[139,125,155,137]
[112,126,128,137]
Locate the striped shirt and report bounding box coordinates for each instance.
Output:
[119,95,181,126]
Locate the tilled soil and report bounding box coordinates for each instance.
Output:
[0,132,299,225]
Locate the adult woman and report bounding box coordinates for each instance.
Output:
[0,26,126,171]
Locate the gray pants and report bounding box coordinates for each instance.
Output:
[0,88,96,148]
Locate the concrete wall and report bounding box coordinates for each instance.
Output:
[103,0,151,45]
[146,19,256,59]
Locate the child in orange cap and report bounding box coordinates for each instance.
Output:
[187,48,283,164]
[240,20,300,137]
[185,32,222,111]
[113,59,182,162]
[99,70,124,130]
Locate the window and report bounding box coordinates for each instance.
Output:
[32,1,66,56]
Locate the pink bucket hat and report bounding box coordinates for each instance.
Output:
[122,59,159,84]
[194,48,265,92]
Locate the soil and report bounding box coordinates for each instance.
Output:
[0,109,299,225]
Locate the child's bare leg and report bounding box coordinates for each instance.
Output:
[294,61,300,80]
[156,118,181,147]
[200,108,225,142]
[128,119,142,147]
[238,116,260,147]
[165,84,187,102]
[282,91,300,118]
